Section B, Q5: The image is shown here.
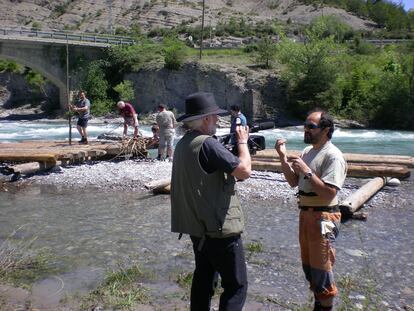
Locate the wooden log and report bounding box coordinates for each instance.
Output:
[152,184,171,195]
[347,164,410,179]
[252,161,283,172]
[144,178,171,190]
[5,161,57,175]
[87,149,107,160]
[254,150,414,168]
[0,154,57,164]
[251,160,410,179]
[339,177,387,214]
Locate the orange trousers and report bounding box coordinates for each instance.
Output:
[299,210,341,302]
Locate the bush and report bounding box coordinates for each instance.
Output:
[113,80,135,102]
[90,98,113,116]
[108,42,163,73]
[162,37,187,70]
[308,15,354,43]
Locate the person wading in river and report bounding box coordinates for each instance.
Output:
[275,109,347,311]
[170,92,251,311]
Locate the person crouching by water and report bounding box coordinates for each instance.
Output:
[171,92,251,311]
[275,109,347,311]
[146,124,159,149]
[117,101,139,139]
[70,90,90,144]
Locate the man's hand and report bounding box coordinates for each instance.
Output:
[275,138,299,187]
[290,156,310,175]
[275,139,287,159]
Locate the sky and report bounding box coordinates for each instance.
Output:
[399,0,414,11]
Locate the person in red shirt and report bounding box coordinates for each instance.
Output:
[117,101,139,139]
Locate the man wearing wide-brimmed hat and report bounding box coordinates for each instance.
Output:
[171,92,251,311]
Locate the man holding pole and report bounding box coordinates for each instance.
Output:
[70,90,90,144]
[275,109,347,311]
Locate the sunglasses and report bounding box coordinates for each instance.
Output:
[304,122,321,130]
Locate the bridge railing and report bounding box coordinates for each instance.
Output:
[0,27,135,45]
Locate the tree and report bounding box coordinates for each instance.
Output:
[255,36,278,68]
[276,32,341,115]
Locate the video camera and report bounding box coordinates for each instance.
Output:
[217,120,275,155]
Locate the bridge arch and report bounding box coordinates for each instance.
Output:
[0,53,67,108]
[0,38,106,110]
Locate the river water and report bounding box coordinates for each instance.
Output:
[1,120,414,155]
[0,120,413,310]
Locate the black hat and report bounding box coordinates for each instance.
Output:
[177,92,229,122]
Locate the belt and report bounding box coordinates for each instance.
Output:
[297,190,318,196]
[299,205,339,212]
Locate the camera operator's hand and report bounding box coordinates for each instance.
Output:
[235,124,249,144]
[232,125,251,180]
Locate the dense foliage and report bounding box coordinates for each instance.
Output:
[275,16,414,129]
[79,60,112,116]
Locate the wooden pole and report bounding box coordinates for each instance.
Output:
[199,0,205,60]
[67,39,72,145]
[339,177,388,215]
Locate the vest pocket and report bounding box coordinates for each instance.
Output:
[219,205,244,236]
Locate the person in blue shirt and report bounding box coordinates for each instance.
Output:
[230,105,247,144]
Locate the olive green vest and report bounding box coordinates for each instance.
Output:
[171,131,244,238]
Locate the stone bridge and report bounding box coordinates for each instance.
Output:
[0,29,134,109]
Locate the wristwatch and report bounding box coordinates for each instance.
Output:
[304,169,313,179]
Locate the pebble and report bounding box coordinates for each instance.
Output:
[344,249,367,257]
[387,178,401,187]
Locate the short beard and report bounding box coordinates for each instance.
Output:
[304,132,319,144]
[207,123,217,136]
[304,132,313,144]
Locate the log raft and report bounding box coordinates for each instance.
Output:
[252,150,412,179]
[0,139,150,176]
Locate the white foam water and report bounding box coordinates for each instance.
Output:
[1,121,413,155]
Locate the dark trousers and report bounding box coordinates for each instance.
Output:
[190,235,248,311]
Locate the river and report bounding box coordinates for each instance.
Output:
[0,120,413,310]
[1,120,414,155]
